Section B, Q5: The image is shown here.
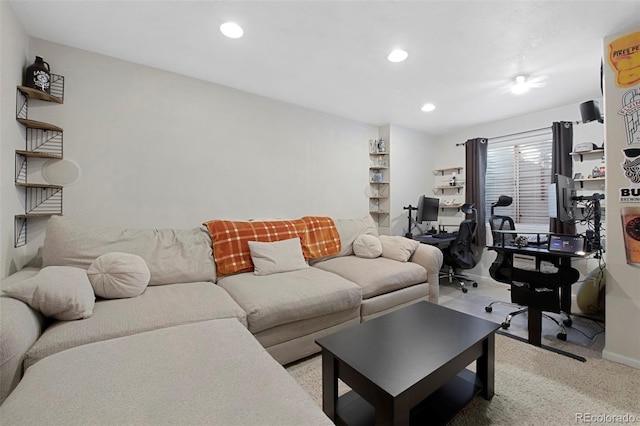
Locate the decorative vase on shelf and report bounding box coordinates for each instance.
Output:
[25,56,51,93]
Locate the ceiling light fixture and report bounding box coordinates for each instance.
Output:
[387,49,408,63]
[421,103,436,112]
[510,74,531,95]
[220,22,244,39]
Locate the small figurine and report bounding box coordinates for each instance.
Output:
[592,166,605,178]
[378,138,386,153]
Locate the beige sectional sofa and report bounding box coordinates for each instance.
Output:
[1,319,332,426]
[0,215,443,424]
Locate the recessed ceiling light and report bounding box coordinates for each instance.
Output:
[510,74,531,95]
[220,22,243,39]
[387,49,408,63]
[421,103,436,112]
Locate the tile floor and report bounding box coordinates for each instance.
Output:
[437,273,606,358]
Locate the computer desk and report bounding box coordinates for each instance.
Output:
[487,241,587,347]
[413,233,457,249]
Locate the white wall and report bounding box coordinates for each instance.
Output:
[388,124,437,236]
[1,35,394,277]
[602,27,640,369]
[0,1,29,277]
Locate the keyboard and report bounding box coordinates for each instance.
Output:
[432,232,457,239]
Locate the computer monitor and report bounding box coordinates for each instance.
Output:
[550,174,577,223]
[416,196,439,224]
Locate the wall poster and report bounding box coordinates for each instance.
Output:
[608,31,640,203]
[608,30,640,265]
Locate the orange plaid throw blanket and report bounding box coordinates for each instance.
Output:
[203,217,341,277]
[300,216,341,259]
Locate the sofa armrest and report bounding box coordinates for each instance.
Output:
[1,268,46,405]
[410,244,443,304]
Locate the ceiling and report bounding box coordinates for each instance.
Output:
[9,1,640,135]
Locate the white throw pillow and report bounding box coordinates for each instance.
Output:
[248,238,309,276]
[353,234,382,259]
[4,266,95,320]
[378,235,420,262]
[87,252,151,299]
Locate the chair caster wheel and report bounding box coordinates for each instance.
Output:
[472,282,478,287]
[462,287,468,293]
[501,322,510,329]
[485,306,493,313]
[557,333,567,341]
[563,319,573,327]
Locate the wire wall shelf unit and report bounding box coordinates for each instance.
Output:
[14,75,65,247]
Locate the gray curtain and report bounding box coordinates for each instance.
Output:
[550,121,576,235]
[465,138,488,247]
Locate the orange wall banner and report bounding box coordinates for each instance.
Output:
[608,31,640,88]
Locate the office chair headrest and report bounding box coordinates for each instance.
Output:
[491,195,513,207]
[460,203,475,215]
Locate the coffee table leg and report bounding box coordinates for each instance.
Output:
[321,349,338,420]
[376,399,409,426]
[477,333,495,400]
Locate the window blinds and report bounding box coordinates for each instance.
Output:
[485,128,553,225]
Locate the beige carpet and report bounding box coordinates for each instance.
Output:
[287,334,640,425]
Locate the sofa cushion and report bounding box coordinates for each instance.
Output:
[3,266,95,321]
[24,281,246,369]
[360,284,430,321]
[87,252,150,299]
[255,308,360,350]
[353,234,382,258]
[313,255,427,299]
[217,268,361,334]
[42,216,216,286]
[0,319,332,426]
[249,238,309,276]
[379,235,420,262]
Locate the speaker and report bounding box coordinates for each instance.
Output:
[580,100,603,123]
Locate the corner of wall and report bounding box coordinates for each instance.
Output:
[602,26,640,369]
[1,1,30,278]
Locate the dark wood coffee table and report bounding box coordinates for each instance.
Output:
[316,301,501,425]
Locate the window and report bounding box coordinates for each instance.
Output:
[485,128,553,227]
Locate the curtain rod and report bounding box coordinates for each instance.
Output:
[456,125,551,146]
[489,126,551,141]
[455,118,595,147]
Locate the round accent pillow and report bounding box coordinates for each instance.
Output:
[87,252,150,299]
[353,234,382,259]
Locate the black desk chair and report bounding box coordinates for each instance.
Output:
[485,195,571,340]
[489,195,517,248]
[487,196,516,284]
[439,203,480,293]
